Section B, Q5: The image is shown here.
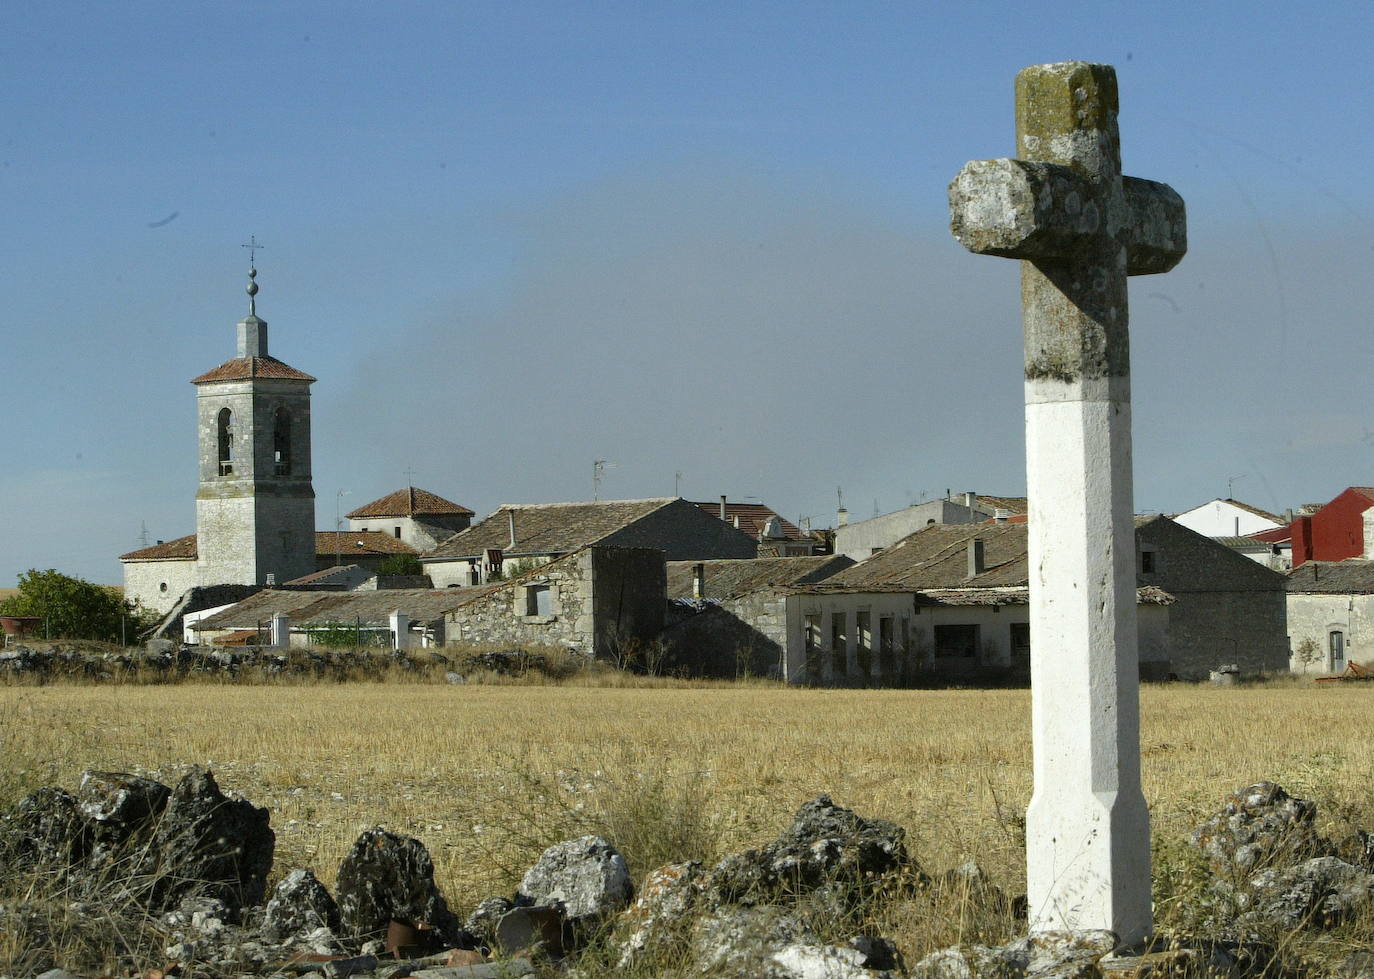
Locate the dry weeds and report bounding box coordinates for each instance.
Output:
[2,681,1372,970]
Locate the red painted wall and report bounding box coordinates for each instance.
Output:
[1290,488,1374,567]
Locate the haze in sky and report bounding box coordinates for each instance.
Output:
[3,2,1372,585]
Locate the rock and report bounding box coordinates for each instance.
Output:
[4,786,89,868]
[260,868,341,942]
[912,930,1116,979]
[769,942,902,978]
[464,896,514,948]
[144,767,275,916]
[615,860,706,968]
[1192,782,1327,877]
[411,960,534,979]
[1241,855,1374,931]
[322,954,379,978]
[516,834,633,923]
[335,827,467,948]
[846,936,904,972]
[706,795,913,910]
[34,971,81,979]
[1341,950,1374,979]
[494,904,566,957]
[1336,828,1374,871]
[936,859,1010,915]
[77,770,171,873]
[691,905,817,976]
[445,671,466,684]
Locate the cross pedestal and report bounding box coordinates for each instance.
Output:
[948,62,1186,945]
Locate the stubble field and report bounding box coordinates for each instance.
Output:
[2,680,1372,966]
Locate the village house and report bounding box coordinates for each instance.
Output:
[689,498,818,556]
[661,554,856,676]
[1289,487,1374,568]
[1170,498,1284,538]
[1133,515,1290,679]
[188,587,465,648]
[833,492,1026,562]
[1285,560,1374,675]
[420,498,758,587]
[345,487,474,551]
[440,545,666,657]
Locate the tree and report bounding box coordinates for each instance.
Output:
[376,553,423,577]
[0,569,149,643]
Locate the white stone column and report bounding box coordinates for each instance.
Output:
[391,610,411,651]
[270,612,290,648]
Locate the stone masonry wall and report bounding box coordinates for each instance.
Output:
[1137,518,1289,679]
[443,550,594,653]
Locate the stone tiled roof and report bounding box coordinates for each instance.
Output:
[689,501,808,541]
[1287,560,1374,594]
[191,588,472,630]
[973,495,1028,515]
[123,532,413,562]
[120,534,198,561]
[347,487,474,519]
[284,564,366,586]
[426,498,676,560]
[822,522,1032,589]
[191,356,316,383]
[665,555,854,600]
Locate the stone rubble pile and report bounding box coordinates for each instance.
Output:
[2,776,922,978]
[6,775,1369,977]
[911,780,1374,979]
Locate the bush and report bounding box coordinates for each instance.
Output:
[376,553,423,576]
[0,569,151,644]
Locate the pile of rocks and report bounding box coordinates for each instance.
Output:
[2,775,921,978]
[911,781,1374,979]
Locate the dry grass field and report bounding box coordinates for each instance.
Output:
[2,679,1373,970]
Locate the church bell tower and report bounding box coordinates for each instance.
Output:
[192,247,316,586]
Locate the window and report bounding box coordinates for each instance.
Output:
[1330,630,1346,670]
[879,616,894,674]
[273,407,291,476]
[525,584,552,617]
[1011,622,1031,665]
[159,582,168,593]
[831,613,847,676]
[394,526,402,539]
[934,624,978,658]
[805,614,822,650]
[1140,546,1159,574]
[217,408,234,474]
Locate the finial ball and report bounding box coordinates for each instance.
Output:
[247,280,259,296]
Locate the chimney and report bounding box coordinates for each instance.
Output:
[837,507,849,526]
[720,495,728,521]
[265,572,277,586]
[692,562,706,599]
[965,491,978,510]
[967,539,985,577]
[508,509,517,549]
[994,509,1010,523]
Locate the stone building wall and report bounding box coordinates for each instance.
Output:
[1136,517,1289,679]
[123,559,199,615]
[599,499,758,561]
[443,546,663,657]
[1286,592,1374,674]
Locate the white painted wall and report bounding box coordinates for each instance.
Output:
[1287,592,1374,674]
[122,558,199,615]
[834,500,982,562]
[1172,500,1282,538]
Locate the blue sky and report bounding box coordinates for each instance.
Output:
[3,2,1372,585]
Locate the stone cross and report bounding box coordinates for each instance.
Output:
[948,62,1186,945]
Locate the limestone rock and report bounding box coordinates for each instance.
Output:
[260,867,341,942]
[707,795,913,909]
[4,786,89,868]
[77,770,171,873]
[144,767,275,915]
[335,826,466,947]
[464,896,514,948]
[691,905,816,976]
[516,834,633,923]
[1192,782,1327,876]
[614,860,706,968]
[1241,855,1374,931]
[912,930,1116,979]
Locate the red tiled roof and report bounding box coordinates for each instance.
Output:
[347,487,474,519]
[120,534,198,561]
[690,501,808,541]
[191,356,316,383]
[123,531,414,562]
[315,531,416,556]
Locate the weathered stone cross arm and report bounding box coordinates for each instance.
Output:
[949,160,1186,275]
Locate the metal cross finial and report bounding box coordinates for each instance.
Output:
[242,235,265,268]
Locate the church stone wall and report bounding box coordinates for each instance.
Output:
[123,559,199,616]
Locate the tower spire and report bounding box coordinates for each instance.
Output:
[241,235,264,316]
